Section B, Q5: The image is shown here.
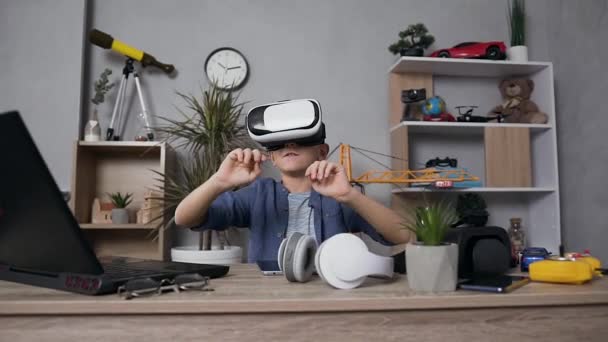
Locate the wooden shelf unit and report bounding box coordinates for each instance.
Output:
[69,141,174,261]
[388,57,561,253]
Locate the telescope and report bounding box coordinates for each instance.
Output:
[89,29,174,74]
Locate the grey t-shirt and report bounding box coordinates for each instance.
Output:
[285,192,317,242]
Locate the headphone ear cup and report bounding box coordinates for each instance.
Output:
[318,234,368,289]
[277,238,287,272]
[283,233,316,283]
[292,235,316,282]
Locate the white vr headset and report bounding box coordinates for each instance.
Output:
[277,233,394,289]
[246,99,326,151]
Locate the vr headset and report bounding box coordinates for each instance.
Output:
[246,99,326,151]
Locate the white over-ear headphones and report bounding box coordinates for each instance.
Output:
[278,233,394,289]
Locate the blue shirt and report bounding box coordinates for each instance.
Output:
[193,178,393,262]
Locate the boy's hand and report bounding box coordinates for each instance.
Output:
[212,148,267,190]
[305,161,355,203]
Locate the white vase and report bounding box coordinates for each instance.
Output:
[405,242,459,292]
[84,107,102,142]
[507,45,528,62]
[171,245,243,265]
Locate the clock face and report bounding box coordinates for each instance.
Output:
[205,47,249,90]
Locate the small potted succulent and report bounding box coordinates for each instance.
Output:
[388,23,435,57]
[107,192,133,224]
[403,200,459,292]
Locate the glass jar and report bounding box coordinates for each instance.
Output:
[508,217,526,265]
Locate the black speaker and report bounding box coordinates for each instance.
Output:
[443,226,512,277]
[392,226,512,276]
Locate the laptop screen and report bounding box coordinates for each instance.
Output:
[0,111,103,275]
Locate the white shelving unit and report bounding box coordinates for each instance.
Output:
[388,57,561,253]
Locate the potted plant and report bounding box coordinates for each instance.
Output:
[507,0,528,61]
[455,193,489,227]
[403,200,459,292]
[388,23,435,57]
[152,83,255,264]
[85,68,114,141]
[107,192,133,224]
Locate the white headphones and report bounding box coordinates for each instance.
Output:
[278,233,394,289]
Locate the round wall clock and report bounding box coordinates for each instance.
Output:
[204,47,249,90]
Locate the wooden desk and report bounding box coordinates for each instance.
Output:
[1,265,607,341]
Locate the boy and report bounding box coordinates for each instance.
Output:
[175,99,410,262]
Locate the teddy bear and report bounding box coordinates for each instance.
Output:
[489,78,548,124]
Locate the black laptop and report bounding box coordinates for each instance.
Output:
[0,111,229,295]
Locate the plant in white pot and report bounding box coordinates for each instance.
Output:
[507,0,528,62]
[403,201,459,292]
[107,192,133,224]
[151,84,255,265]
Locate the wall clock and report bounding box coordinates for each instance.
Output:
[204,47,249,90]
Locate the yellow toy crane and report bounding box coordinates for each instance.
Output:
[338,143,480,187]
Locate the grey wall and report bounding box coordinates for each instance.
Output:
[0,0,87,190]
[527,0,608,262]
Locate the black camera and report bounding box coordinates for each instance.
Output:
[401,88,427,103]
[401,88,427,121]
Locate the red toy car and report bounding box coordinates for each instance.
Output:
[429,41,507,60]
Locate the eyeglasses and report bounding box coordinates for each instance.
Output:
[117,273,213,300]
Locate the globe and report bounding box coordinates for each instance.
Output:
[422,96,446,116]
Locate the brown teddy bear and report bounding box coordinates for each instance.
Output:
[489,78,548,124]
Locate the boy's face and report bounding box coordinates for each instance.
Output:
[270,143,329,175]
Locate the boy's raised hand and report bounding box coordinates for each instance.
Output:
[213,148,267,189]
[305,161,354,203]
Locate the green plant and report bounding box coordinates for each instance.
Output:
[91,68,115,105]
[388,23,435,55]
[107,192,133,209]
[150,84,255,245]
[155,84,252,172]
[151,157,216,223]
[508,0,526,46]
[403,201,458,246]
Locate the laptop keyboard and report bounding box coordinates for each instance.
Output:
[102,263,167,279]
[101,259,211,280]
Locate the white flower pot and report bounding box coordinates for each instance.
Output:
[111,208,129,224]
[405,242,459,292]
[507,45,528,62]
[171,245,243,265]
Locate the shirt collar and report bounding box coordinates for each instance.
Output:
[276,180,322,209]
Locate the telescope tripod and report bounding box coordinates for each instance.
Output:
[106,58,154,141]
